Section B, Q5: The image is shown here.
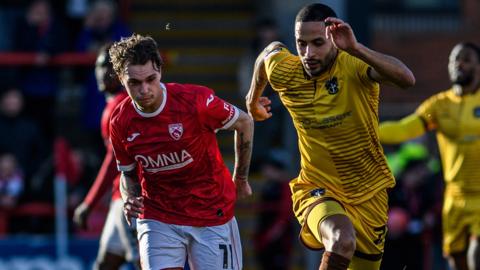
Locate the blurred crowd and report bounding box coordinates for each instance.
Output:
[0,0,130,235]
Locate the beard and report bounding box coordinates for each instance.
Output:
[304,61,327,77]
[302,49,337,78]
[451,73,473,86]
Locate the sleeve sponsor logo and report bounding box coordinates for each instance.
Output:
[221,103,235,125]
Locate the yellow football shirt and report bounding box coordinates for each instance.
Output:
[416,89,480,196]
[264,47,395,206]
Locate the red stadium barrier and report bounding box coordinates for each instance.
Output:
[0,51,169,66]
[0,52,97,66]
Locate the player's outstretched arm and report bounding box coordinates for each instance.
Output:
[246,41,285,121]
[120,169,143,226]
[324,17,415,89]
[228,109,254,199]
[379,114,427,144]
[73,146,118,230]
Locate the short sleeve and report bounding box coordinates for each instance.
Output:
[195,86,239,131]
[264,47,298,89]
[343,53,377,89]
[110,111,136,172]
[415,95,438,131]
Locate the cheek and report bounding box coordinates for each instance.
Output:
[125,87,138,99]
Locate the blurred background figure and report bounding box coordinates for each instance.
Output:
[75,0,131,159]
[0,153,24,236]
[237,18,288,172]
[379,42,480,270]
[75,0,130,53]
[12,0,66,143]
[0,87,46,197]
[254,150,294,270]
[0,153,24,210]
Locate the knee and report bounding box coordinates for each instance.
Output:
[320,215,356,258]
[329,230,356,257]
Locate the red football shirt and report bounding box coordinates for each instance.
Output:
[110,83,239,226]
[84,91,129,207]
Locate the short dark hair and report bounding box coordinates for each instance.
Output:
[96,43,113,68]
[459,42,480,62]
[295,3,337,23]
[109,33,164,76]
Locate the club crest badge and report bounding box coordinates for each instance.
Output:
[325,77,339,95]
[474,107,480,118]
[168,123,183,140]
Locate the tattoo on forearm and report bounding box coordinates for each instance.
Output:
[235,131,252,179]
[120,171,141,201]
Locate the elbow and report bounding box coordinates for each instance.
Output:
[398,71,416,89]
[237,110,254,131]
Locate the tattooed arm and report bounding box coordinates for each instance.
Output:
[246,41,286,121]
[120,169,144,226]
[228,109,254,198]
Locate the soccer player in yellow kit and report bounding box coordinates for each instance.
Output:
[246,3,415,270]
[379,42,480,270]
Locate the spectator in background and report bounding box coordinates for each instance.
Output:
[254,150,294,270]
[73,44,140,270]
[75,0,131,155]
[237,18,287,171]
[0,153,24,210]
[0,88,46,187]
[0,152,24,236]
[76,0,130,53]
[13,0,66,142]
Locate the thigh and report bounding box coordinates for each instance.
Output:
[443,195,468,255]
[347,189,388,269]
[308,198,353,250]
[187,218,243,270]
[136,219,187,270]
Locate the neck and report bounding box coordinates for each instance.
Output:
[453,82,480,96]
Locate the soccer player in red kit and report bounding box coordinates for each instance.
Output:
[73,44,140,270]
[108,34,254,270]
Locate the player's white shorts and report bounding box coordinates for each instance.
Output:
[136,217,243,270]
[98,199,139,262]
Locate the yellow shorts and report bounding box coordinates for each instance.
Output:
[291,182,388,268]
[442,193,480,255]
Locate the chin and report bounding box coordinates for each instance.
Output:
[308,69,323,77]
[454,77,472,86]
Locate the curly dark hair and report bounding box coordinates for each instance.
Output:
[109,33,164,76]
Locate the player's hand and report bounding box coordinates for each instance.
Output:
[246,96,272,121]
[325,17,358,54]
[123,196,144,226]
[73,202,91,230]
[234,178,252,199]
